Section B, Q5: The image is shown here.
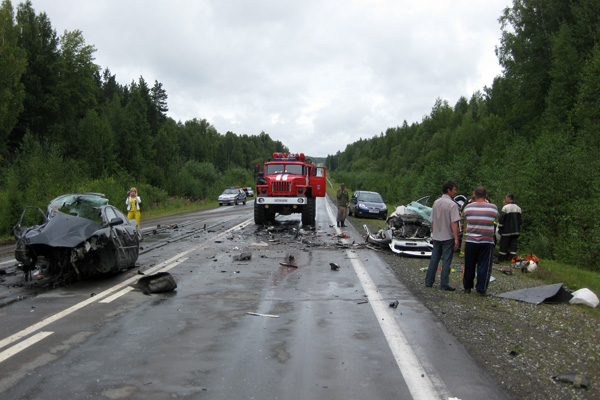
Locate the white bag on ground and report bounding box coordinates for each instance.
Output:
[569,288,599,308]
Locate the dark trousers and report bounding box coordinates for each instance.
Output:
[463,242,494,293]
[498,235,519,261]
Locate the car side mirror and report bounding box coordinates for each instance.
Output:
[109,217,124,227]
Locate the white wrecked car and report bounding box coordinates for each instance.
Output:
[365,195,466,257]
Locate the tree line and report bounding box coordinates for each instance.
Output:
[0,1,287,234]
[326,0,600,270]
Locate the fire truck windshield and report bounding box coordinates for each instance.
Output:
[265,164,304,175]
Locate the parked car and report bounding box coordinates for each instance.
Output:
[348,190,388,220]
[13,193,142,280]
[218,187,247,206]
[242,187,254,197]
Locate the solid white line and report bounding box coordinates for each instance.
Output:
[0,331,53,363]
[324,197,447,400]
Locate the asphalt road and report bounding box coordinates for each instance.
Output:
[0,198,510,400]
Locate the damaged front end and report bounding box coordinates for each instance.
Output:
[365,196,433,257]
[13,193,141,281]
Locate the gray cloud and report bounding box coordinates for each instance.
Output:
[35,0,507,156]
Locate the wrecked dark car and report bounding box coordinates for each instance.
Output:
[13,193,142,280]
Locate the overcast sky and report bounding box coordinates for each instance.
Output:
[34,0,509,157]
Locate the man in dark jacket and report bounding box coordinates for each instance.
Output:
[498,193,522,262]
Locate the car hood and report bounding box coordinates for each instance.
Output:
[359,201,386,209]
[23,212,103,248]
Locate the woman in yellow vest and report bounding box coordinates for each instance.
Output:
[126,187,141,227]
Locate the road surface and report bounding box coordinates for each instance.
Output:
[0,197,510,400]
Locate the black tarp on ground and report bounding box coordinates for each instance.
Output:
[496,283,573,304]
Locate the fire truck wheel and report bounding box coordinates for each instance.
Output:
[254,202,266,224]
[302,197,316,226]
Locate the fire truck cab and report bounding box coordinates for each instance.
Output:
[254,153,327,226]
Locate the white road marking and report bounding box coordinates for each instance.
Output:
[0,331,53,363]
[325,198,449,400]
[99,286,135,303]
[0,218,253,361]
[0,259,16,266]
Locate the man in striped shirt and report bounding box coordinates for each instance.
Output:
[463,186,498,296]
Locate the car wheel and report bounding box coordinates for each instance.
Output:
[235,199,238,205]
[243,200,246,205]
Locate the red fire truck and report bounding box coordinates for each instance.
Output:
[254,153,327,225]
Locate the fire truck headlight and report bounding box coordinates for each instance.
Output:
[258,198,265,204]
[297,198,305,204]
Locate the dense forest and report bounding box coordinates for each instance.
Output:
[0,1,288,235]
[1,1,599,270]
[326,0,600,270]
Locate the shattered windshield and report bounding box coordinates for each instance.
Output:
[47,193,108,223]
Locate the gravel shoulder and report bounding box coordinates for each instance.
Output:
[378,249,599,400]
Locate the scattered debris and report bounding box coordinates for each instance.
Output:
[496,283,573,304]
[130,272,177,295]
[569,288,599,308]
[329,263,340,271]
[357,300,368,304]
[552,373,588,388]
[247,312,279,318]
[279,262,297,268]
[233,252,252,261]
[389,300,399,308]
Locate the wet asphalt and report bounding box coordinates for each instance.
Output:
[0,199,510,400]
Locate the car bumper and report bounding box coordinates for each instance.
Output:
[389,238,433,257]
[356,208,387,219]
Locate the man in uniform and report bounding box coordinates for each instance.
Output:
[336,183,349,227]
[498,193,522,263]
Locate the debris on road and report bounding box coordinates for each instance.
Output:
[247,312,280,318]
[389,300,399,308]
[329,263,340,271]
[233,252,252,261]
[279,254,297,268]
[496,283,573,304]
[130,272,177,295]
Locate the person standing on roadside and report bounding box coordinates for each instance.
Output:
[497,193,522,263]
[336,183,349,227]
[463,186,498,295]
[425,180,461,291]
[126,187,142,227]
